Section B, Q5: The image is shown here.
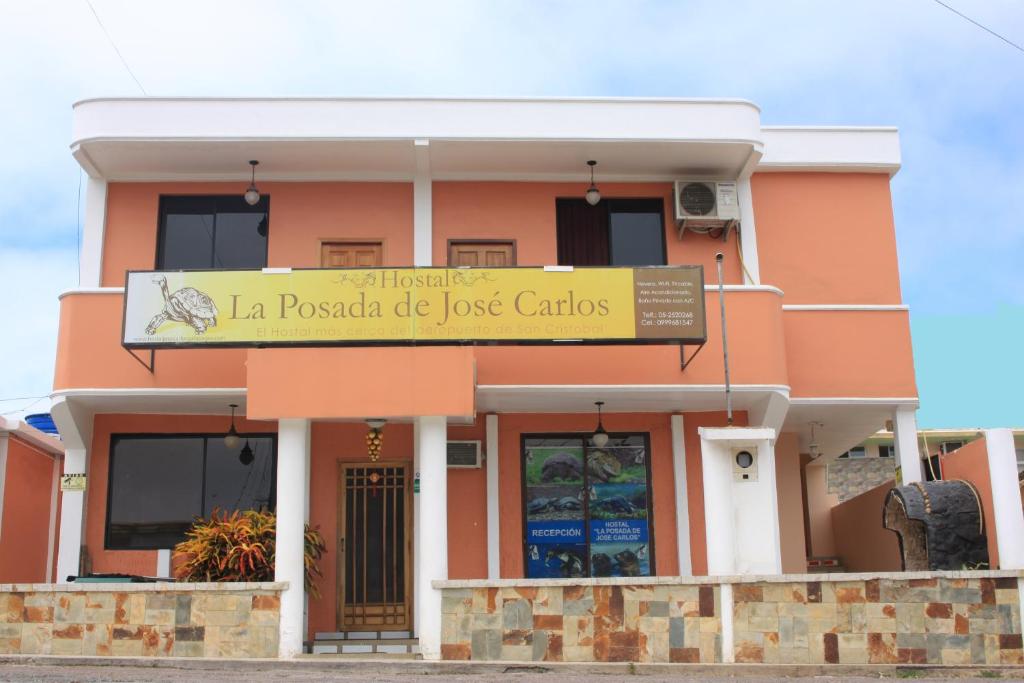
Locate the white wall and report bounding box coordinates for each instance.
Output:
[700,427,781,575]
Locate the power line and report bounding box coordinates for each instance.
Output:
[0,395,49,403]
[1,396,49,416]
[83,0,149,95]
[931,0,1024,55]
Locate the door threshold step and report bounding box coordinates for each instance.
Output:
[310,642,420,655]
[314,630,412,640]
[314,638,417,647]
[300,652,421,660]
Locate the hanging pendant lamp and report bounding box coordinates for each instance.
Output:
[592,401,609,448]
[224,404,241,449]
[244,160,261,206]
[585,160,601,206]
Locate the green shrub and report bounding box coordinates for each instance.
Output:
[174,509,327,597]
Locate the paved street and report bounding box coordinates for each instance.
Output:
[1,662,1024,683]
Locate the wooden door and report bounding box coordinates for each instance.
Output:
[321,241,383,268]
[448,241,515,266]
[337,463,412,631]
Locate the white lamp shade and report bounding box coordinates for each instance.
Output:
[244,188,261,206]
[224,433,241,449]
[585,187,601,206]
[592,431,610,448]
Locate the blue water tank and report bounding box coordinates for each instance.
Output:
[24,413,59,437]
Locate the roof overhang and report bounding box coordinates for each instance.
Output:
[784,397,921,462]
[70,97,900,181]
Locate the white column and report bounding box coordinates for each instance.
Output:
[56,448,86,581]
[80,177,108,288]
[0,434,8,547]
[413,139,432,267]
[701,436,736,576]
[670,415,692,576]
[415,416,448,660]
[46,456,61,582]
[720,583,735,663]
[735,177,761,286]
[700,427,781,575]
[50,397,91,583]
[276,418,310,658]
[413,419,421,639]
[486,414,500,579]
[156,549,171,578]
[985,429,1024,569]
[893,406,923,484]
[303,420,311,640]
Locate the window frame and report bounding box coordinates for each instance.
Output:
[554,197,668,267]
[105,432,278,551]
[319,239,385,268]
[839,446,866,459]
[519,431,657,578]
[446,239,518,266]
[155,195,271,271]
[605,198,669,267]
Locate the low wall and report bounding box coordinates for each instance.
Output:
[436,571,1024,666]
[438,580,722,662]
[831,480,901,572]
[0,582,283,657]
[733,574,1021,665]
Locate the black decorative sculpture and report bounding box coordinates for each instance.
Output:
[883,480,988,571]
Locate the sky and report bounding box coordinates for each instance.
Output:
[0,0,1021,428]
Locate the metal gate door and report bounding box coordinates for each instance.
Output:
[337,463,412,631]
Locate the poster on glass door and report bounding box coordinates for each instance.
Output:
[587,441,652,577]
[523,444,587,578]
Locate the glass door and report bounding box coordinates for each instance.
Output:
[521,434,655,578]
[337,463,411,631]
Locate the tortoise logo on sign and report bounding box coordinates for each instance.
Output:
[145,275,219,335]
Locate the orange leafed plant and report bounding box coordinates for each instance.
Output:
[174,509,327,597]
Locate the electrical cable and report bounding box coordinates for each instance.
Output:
[930,0,1024,55]
[735,225,755,285]
[83,0,149,95]
[1,396,49,416]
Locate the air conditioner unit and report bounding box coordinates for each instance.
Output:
[447,440,482,468]
[674,180,740,241]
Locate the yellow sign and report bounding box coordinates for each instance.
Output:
[122,266,706,348]
[60,473,87,492]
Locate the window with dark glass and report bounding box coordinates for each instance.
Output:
[157,196,269,270]
[106,434,275,550]
[838,446,866,459]
[556,199,666,266]
[878,444,894,458]
[521,433,655,578]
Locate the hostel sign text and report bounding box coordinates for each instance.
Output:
[121,266,706,348]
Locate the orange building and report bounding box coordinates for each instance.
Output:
[0,418,63,583]
[52,97,925,658]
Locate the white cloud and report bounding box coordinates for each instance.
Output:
[0,246,78,409]
[0,0,1021,413]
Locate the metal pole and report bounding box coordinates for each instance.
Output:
[716,253,733,426]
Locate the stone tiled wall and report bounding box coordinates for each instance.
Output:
[733,576,1023,665]
[0,582,282,658]
[438,572,1023,665]
[828,457,896,502]
[440,584,721,662]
